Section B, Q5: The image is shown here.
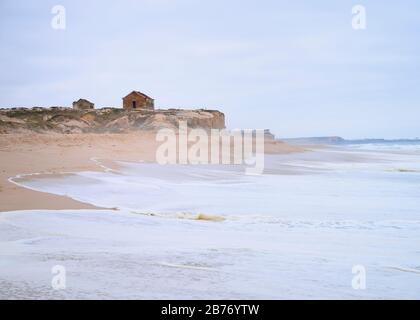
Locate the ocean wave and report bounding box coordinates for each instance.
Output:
[130,211,226,222]
[128,210,420,230]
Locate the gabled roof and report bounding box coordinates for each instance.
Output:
[73,98,93,104]
[123,90,153,100]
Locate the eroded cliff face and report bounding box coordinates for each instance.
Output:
[0,108,225,134]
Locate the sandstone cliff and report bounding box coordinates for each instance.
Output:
[0,108,225,134]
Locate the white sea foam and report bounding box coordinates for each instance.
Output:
[1,144,420,299]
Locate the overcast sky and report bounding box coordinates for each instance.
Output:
[1,0,419,138]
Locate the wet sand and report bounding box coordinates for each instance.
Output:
[0,133,160,212]
[0,132,305,212]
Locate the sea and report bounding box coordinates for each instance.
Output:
[1,141,420,299]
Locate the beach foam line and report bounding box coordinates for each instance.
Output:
[6,157,122,209]
[90,157,119,173]
[7,171,77,194]
[195,213,226,222]
[130,211,226,222]
[8,157,120,188]
[130,211,420,230]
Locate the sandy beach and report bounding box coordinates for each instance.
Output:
[0,132,161,212]
[0,132,304,212]
[2,138,420,299]
[2,0,420,303]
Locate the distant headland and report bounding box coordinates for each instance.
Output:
[283,136,420,145]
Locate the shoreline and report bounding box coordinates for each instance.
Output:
[0,132,306,213]
[6,161,119,212]
[0,132,160,212]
